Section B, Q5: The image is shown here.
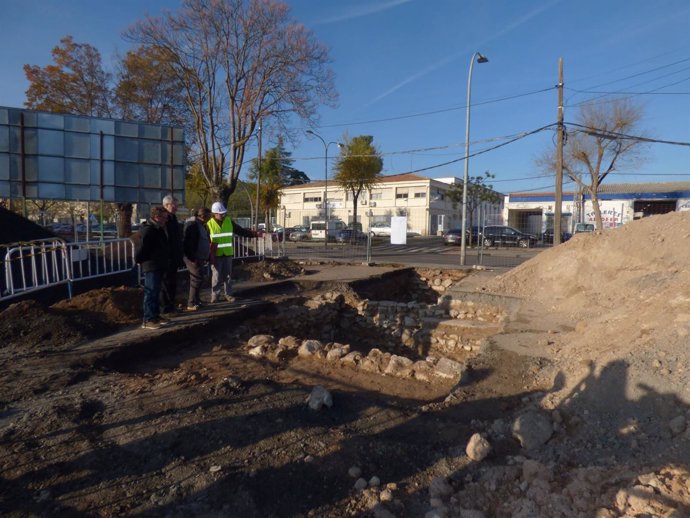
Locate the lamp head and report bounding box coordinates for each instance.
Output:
[477,53,489,63]
[306,129,315,135]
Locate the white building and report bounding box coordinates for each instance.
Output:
[278,173,503,236]
[503,181,690,234]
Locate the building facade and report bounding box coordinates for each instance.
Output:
[278,173,502,236]
[503,181,690,234]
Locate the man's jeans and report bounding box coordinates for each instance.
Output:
[143,270,163,321]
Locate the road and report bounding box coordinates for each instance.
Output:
[276,236,545,269]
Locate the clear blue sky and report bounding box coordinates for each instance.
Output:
[2,0,689,194]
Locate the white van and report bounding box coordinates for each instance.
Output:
[309,220,344,241]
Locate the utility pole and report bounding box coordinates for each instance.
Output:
[554,58,564,245]
[255,120,262,230]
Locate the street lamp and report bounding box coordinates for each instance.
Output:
[460,52,489,266]
[306,129,339,248]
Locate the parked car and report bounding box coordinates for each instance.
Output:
[289,225,310,241]
[369,222,391,237]
[479,225,537,248]
[335,229,368,244]
[574,222,595,233]
[443,228,463,245]
[443,226,480,245]
[541,229,572,244]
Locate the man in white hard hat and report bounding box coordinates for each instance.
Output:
[207,201,255,303]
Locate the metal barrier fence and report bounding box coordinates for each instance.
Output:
[265,235,371,263]
[1,238,137,303]
[2,235,267,304]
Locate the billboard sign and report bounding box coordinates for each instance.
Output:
[0,107,185,204]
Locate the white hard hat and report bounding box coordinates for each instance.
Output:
[211,202,227,214]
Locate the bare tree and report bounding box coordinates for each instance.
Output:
[539,98,647,230]
[126,0,337,205]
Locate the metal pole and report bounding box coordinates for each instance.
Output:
[306,130,338,249]
[554,58,564,246]
[255,121,262,231]
[460,52,488,266]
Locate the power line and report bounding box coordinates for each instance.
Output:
[567,122,690,146]
[401,123,556,175]
[313,86,555,129]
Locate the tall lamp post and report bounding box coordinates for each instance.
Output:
[460,52,489,266]
[306,129,339,248]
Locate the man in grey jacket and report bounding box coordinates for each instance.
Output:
[182,207,211,310]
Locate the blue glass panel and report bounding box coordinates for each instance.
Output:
[0,125,8,152]
[38,182,66,199]
[141,165,162,188]
[65,159,90,184]
[114,187,139,202]
[37,129,64,156]
[140,140,161,164]
[23,156,38,181]
[0,154,8,179]
[37,156,64,182]
[173,142,184,165]
[65,116,90,132]
[65,132,90,158]
[0,109,8,124]
[90,118,115,134]
[139,124,161,139]
[114,162,140,187]
[22,128,38,155]
[65,184,91,200]
[37,112,64,130]
[115,121,138,137]
[114,136,138,162]
[90,160,115,187]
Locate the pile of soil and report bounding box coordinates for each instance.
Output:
[233,257,306,282]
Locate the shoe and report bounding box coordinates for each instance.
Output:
[141,320,163,330]
[225,295,236,303]
[186,304,201,311]
[158,314,172,323]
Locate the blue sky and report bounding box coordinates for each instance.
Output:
[2,0,689,194]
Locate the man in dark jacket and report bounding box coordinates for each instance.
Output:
[183,207,211,310]
[135,206,170,330]
[161,195,184,314]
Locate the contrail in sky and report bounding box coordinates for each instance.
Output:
[313,0,413,25]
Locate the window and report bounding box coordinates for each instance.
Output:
[396,188,409,199]
[370,191,382,200]
[304,195,322,203]
[414,192,426,198]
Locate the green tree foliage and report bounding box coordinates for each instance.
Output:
[248,138,308,226]
[24,35,112,117]
[334,135,383,230]
[538,98,646,231]
[447,171,502,234]
[126,0,337,206]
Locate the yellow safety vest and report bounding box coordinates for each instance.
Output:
[207,217,234,257]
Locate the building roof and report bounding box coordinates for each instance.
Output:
[281,172,432,190]
[509,181,690,197]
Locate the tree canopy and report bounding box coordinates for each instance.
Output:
[126,0,337,206]
[24,36,112,118]
[447,171,502,233]
[334,135,383,228]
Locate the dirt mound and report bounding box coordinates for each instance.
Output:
[234,257,306,282]
[486,211,690,371]
[53,286,142,324]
